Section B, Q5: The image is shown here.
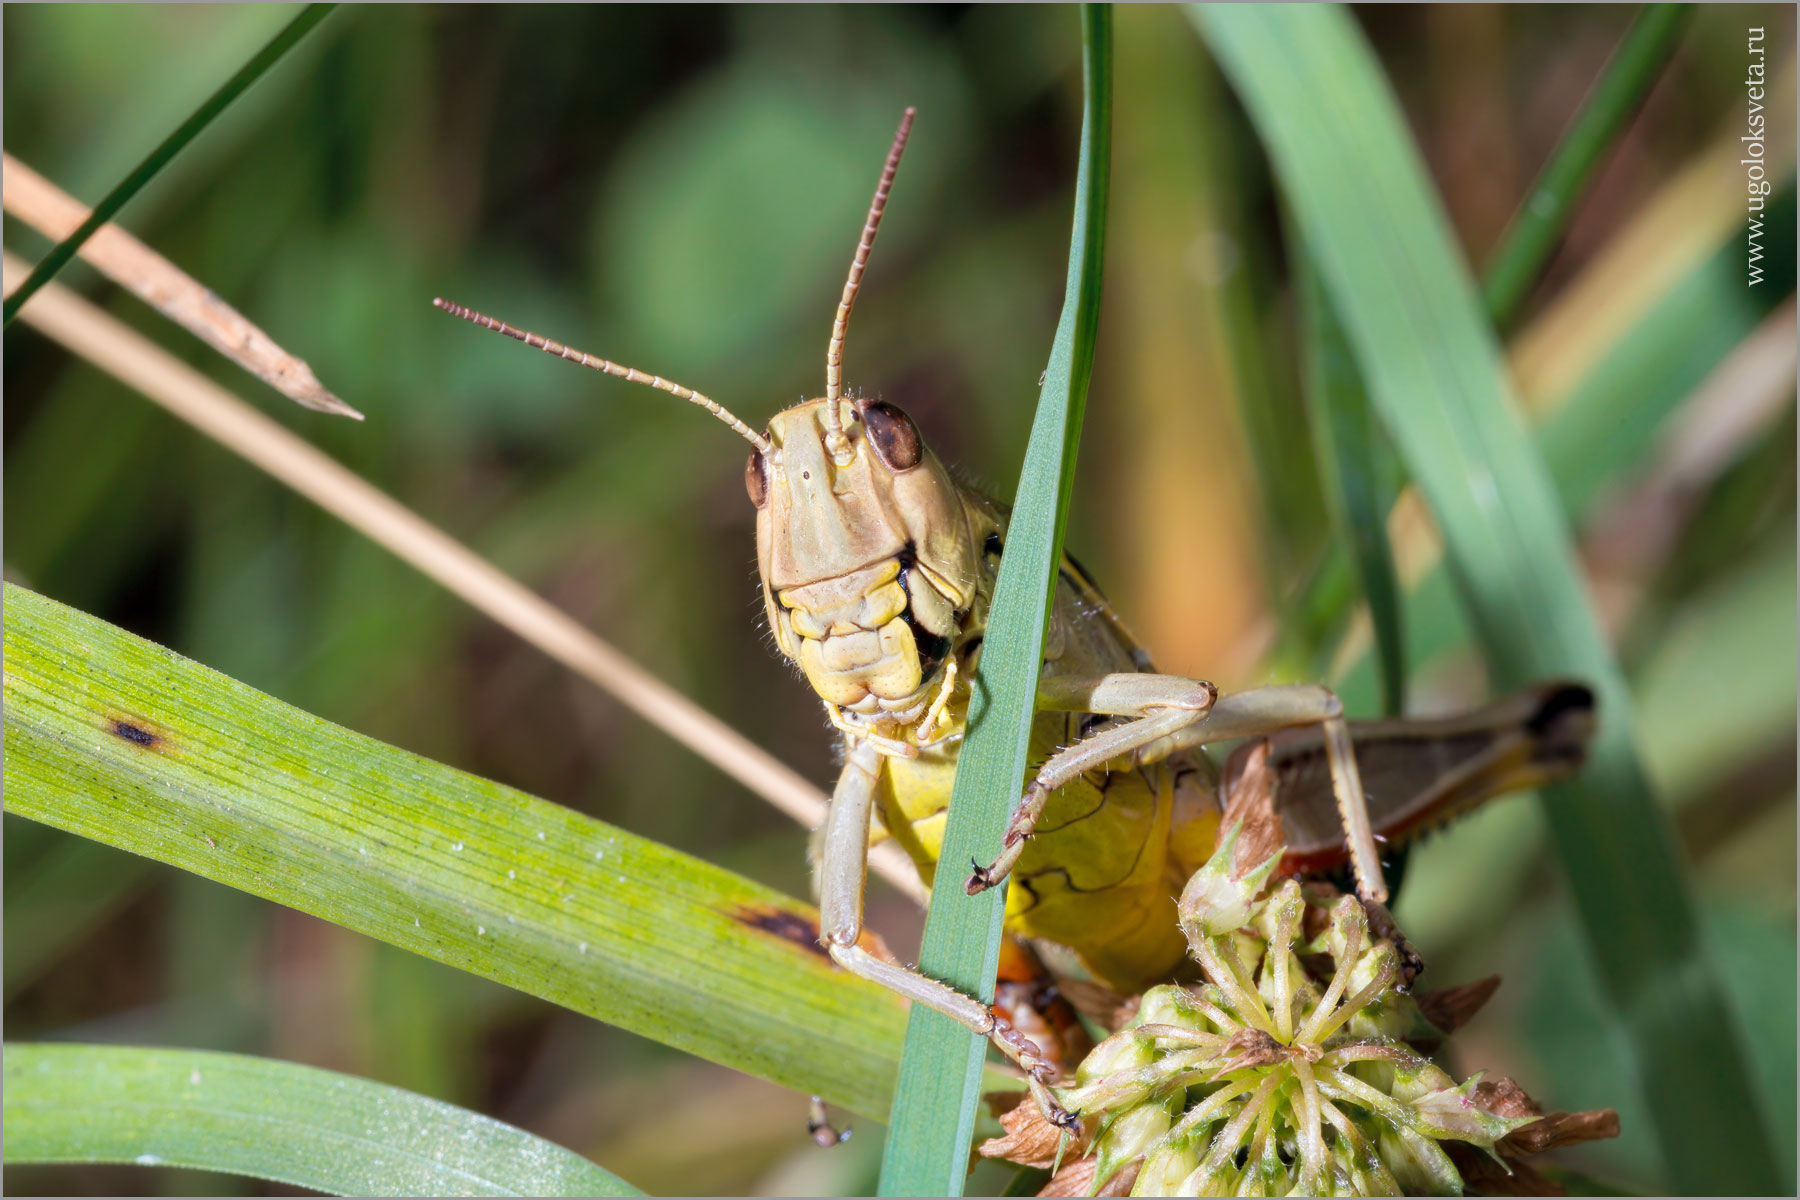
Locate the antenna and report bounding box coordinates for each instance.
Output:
[433,299,772,455]
[822,106,915,465]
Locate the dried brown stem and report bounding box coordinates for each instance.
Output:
[3,152,360,419]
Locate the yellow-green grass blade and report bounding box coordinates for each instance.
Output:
[1295,239,1406,716]
[876,7,1112,1194]
[4,1043,640,1196]
[1,5,338,326]
[1190,6,1780,1192]
[3,584,906,1118]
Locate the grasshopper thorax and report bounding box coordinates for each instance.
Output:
[749,396,980,719]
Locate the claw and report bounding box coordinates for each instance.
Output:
[806,1095,853,1148]
[965,858,994,895]
[1025,1073,1077,1137]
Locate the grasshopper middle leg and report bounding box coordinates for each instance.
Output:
[965,678,1389,905]
[818,740,1075,1127]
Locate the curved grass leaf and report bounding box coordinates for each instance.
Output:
[2,584,906,1119]
[876,7,1112,1194]
[1190,7,1780,1192]
[1332,180,1795,715]
[1482,4,1694,329]
[2,5,338,325]
[1295,240,1405,715]
[4,1042,639,1196]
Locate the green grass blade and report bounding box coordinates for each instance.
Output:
[876,7,1112,1194]
[1190,7,1780,1192]
[1280,4,1699,653]
[4,1043,640,1196]
[1295,239,1406,715]
[3,583,906,1118]
[1482,4,1694,329]
[1332,180,1795,714]
[2,4,337,326]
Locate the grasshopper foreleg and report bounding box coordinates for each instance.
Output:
[965,674,1219,896]
[818,740,1075,1128]
[965,678,1391,906]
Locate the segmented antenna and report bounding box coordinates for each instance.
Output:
[822,106,915,464]
[433,299,772,455]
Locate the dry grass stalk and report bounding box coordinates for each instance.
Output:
[2,248,928,904]
[3,152,361,419]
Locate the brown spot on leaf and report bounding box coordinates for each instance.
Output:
[109,719,163,750]
[725,905,895,963]
[729,906,830,959]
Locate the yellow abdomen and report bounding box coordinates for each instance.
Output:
[872,709,1194,993]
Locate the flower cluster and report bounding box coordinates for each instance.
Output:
[981,824,1618,1196]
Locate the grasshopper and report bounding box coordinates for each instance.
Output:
[436,108,1597,1128]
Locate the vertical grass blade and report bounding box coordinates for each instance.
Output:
[876,7,1112,1194]
[1332,180,1794,718]
[1190,7,1780,1193]
[2,4,337,325]
[1295,241,1406,715]
[5,1043,641,1196]
[1482,4,1694,329]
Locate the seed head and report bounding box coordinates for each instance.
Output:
[981,823,1618,1196]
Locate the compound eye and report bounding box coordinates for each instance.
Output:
[860,400,922,471]
[745,450,769,508]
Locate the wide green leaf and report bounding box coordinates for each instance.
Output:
[2,584,906,1118]
[4,1042,639,1196]
[1190,6,1780,1192]
[877,7,1112,1194]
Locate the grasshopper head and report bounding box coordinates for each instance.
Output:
[434,108,960,725]
[748,395,977,714]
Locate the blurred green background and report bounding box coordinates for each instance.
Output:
[4,5,1794,1195]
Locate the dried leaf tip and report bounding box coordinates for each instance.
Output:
[1,153,361,420]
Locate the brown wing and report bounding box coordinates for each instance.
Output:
[1222,682,1598,874]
